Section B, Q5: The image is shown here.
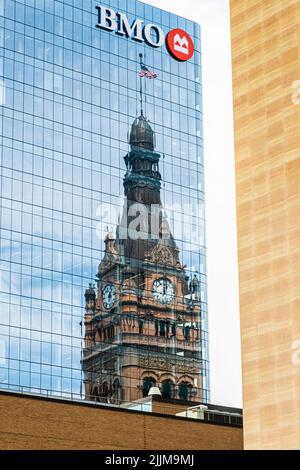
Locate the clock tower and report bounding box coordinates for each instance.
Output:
[82,112,203,404]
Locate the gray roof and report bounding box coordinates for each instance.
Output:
[129,115,154,151]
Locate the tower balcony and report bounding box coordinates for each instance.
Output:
[121,331,201,354]
[82,331,201,361]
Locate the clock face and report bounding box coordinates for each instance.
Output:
[152,278,175,304]
[102,283,116,309]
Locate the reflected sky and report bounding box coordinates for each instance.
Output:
[0,0,208,400]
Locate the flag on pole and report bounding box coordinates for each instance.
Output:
[139,62,159,79]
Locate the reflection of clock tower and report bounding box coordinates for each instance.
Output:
[82,112,203,404]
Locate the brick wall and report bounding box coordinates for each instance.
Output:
[231,0,300,449]
[0,392,243,450]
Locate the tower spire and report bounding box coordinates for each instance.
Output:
[139,53,144,116]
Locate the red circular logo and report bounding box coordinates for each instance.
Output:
[166,28,195,61]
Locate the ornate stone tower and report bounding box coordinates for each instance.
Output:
[82,113,202,404]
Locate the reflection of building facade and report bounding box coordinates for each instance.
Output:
[0,0,209,405]
[83,113,202,403]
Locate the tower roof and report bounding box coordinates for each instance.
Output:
[85,283,95,300]
[129,115,155,151]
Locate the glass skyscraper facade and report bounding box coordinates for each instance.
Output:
[0,0,209,404]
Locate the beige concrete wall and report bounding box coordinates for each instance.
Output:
[231,0,300,449]
[0,392,243,450]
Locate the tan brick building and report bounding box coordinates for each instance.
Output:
[231,0,300,450]
[0,391,243,450]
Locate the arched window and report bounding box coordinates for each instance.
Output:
[159,320,165,337]
[90,387,101,402]
[179,382,193,401]
[161,380,175,399]
[142,377,156,397]
[102,382,109,402]
[112,379,121,403]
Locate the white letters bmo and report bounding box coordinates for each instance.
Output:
[96,4,164,47]
[96,4,195,61]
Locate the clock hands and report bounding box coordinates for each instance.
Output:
[153,278,174,304]
[163,280,167,296]
[102,284,116,309]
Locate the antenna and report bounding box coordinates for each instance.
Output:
[144,52,147,117]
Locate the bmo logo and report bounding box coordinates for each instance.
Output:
[166,29,195,61]
[96,4,195,62]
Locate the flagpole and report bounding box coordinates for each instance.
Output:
[144,53,147,117]
[139,53,144,116]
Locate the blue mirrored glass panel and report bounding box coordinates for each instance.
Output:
[0,0,209,405]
